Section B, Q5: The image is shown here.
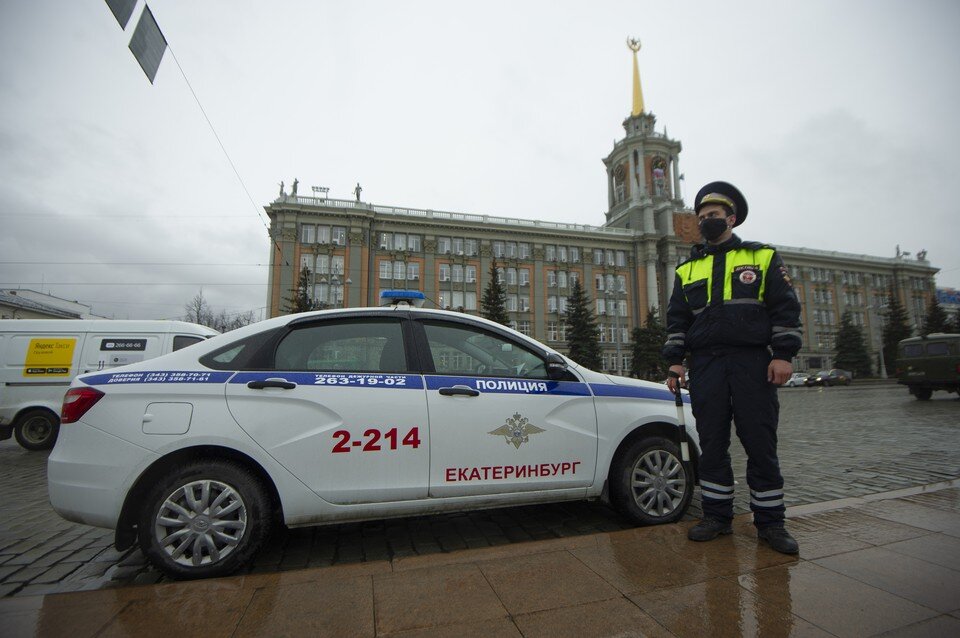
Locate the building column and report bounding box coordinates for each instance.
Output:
[646,258,658,316]
[672,156,681,201]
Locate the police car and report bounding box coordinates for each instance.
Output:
[49,292,700,579]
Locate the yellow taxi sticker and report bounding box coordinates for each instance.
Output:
[23,338,76,377]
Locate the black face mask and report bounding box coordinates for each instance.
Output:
[699,217,729,241]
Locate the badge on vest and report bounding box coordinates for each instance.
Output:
[733,264,760,285]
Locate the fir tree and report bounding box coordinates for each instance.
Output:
[565,280,602,370]
[284,266,325,313]
[921,295,949,335]
[881,287,912,371]
[480,258,509,326]
[630,307,668,380]
[834,310,872,378]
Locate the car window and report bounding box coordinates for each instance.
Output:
[173,335,204,351]
[421,321,548,379]
[903,344,924,357]
[926,342,949,356]
[200,328,282,370]
[274,318,406,372]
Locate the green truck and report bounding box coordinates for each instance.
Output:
[896,333,960,400]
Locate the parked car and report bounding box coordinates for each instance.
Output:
[783,372,809,387]
[0,319,217,451]
[804,369,852,387]
[896,333,960,400]
[49,293,701,579]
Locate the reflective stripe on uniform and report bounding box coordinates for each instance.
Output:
[750,488,784,508]
[676,246,777,305]
[701,480,735,500]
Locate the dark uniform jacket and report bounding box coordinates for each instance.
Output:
[662,234,803,366]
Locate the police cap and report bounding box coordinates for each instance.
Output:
[694,181,748,227]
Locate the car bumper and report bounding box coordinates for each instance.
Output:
[47,422,157,530]
[0,424,11,441]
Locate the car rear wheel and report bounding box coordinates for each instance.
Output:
[611,436,693,525]
[139,460,271,580]
[913,388,933,400]
[14,409,60,451]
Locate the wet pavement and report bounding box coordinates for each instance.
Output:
[1,382,959,612]
[1,483,959,637]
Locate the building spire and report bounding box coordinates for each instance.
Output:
[627,38,645,116]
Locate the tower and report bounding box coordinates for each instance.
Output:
[602,39,687,317]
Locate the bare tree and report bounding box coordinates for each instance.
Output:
[183,291,257,332]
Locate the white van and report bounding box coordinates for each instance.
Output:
[0,320,218,450]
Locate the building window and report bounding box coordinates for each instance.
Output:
[465,238,477,256]
[616,251,627,267]
[557,271,567,289]
[407,262,420,281]
[452,237,464,255]
[394,261,405,281]
[519,297,530,312]
[331,255,344,276]
[317,226,330,244]
[606,250,615,266]
[393,234,407,251]
[548,296,558,313]
[300,255,312,272]
[332,227,347,246]
[465,292,477,310]
[519,268,530,286]
[558,246,568,262]
[519,243,530,259]
[438,237,452,254]
[595,274,604,291]
[506,268,517,285]
[466,265,477,283]
[570,272,579,287]
[506,295,518,312]
[315,254,329,275]
[545,245,556,262]
[570,247,580,263]
[408,235,422,252]
[439,264,451,282]
[379,261,392,280]
[594,249,604,265]
[547,321,559,341]
[301,224,316,244]
[493,241,505,258]
[547,271,557,288]
[517,320,531,336]
[379,232,390,249]
[452,265,464,283]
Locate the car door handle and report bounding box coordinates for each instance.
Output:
[438,385,480,397]
[247,379,297,390]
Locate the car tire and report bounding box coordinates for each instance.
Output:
[610,436,693,525]
[13,409,60,451]
[914,388,933,401]
[138,459,271,580]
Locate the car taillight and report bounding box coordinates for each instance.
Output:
[61,387,105,424]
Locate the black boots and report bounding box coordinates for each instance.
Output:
[757,526,800,554]
[687,518,733,541]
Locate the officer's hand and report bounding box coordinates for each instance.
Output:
[667,365,686,393]
[768,359,793,385]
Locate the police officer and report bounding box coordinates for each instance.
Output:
[663,181,802,554]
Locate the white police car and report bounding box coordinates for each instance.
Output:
[49,292,699,579]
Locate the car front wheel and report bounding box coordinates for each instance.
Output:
[138,460,271,579]
[610,436,693,525]
[14,409,60,451]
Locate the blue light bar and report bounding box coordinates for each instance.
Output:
[379,290,426,308]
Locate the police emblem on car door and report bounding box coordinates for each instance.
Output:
[416,319,598,498]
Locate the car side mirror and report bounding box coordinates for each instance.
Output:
[544,353,567,380]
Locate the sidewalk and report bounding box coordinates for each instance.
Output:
[1,482,958,637]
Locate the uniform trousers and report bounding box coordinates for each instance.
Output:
[689,346,786,529]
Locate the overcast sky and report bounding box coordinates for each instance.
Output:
[1,0,958,321]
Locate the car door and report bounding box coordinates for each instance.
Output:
[225,316,430,505]
[415,317,598,498]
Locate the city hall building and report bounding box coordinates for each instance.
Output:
[265,48,938,375]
